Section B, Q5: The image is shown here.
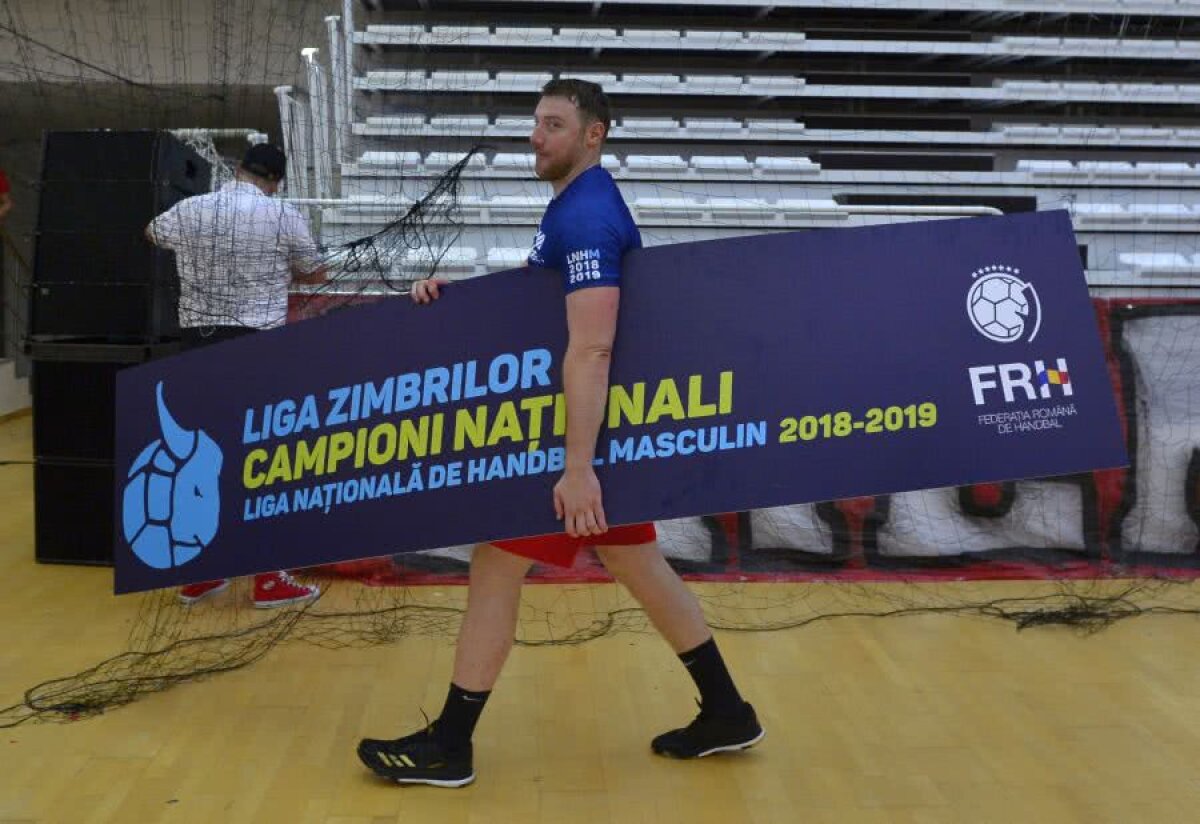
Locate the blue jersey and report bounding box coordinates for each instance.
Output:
[527,165,642,293]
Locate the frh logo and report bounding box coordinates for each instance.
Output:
[966,265,1041,344]
[968,359,1074,406]
[121,382,224,569]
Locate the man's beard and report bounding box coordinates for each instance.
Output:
[535,154,575,183]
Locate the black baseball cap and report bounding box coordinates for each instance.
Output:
[241,143,287,181]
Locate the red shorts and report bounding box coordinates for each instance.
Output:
[491,522,657,568]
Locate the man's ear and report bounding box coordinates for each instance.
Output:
[586,120,606,149]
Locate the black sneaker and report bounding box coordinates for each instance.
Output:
[357,725,475,787]
[651,701,765,759]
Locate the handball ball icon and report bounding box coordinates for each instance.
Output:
[122,382,223,569]
[967,271,1041,343]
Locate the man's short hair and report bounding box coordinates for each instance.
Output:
[241,143,288,182]
[540,78,612,136]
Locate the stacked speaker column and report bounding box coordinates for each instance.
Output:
[28,131,210,564]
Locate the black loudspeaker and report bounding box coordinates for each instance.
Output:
[30,130,211,342]
[30,342,178,566]
[32,358,122,461]
[34,460,116,566]
[30,281,180,342]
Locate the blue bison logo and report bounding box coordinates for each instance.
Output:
[122,382,224,569]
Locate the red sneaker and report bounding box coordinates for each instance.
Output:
[178,579,230,605]
[253,571,320,609]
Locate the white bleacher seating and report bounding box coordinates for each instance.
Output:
[428,114,491,132]
[493,27,554,44]
[364,24,425,37]
[559,28,618,46]
[743,31,807,48]
[1072,203,1138,223]
[487,248,531,269]
[399,246,479,278]
[635,197,708,221]
[775,199,845,224]
[625,155,689,174]
[683,118,744,138]
[423,152,487,173]
[1138,162,1200,180]
[753,156,820,176]
[1119,252,1197,273]
[683,75,745,94]
[690,155,753,174]
[359,151,422,167]
[998,36,1057,49]
[494,115,531,130]
[743,75,804,94]
[490,153,533,173]
[1075,161,1139,178]
[437,247,481,266]
[493,72,553,92]
[1001,80,1055,95]
[1070,37,1119,50]
[999,125,1060,139]
[1127,203,1194,222]
[430,26,490,41]
[992,123,1186,146]
[566,72,619,87]
[700,199,844,224]
[682,31,746,48]
[1118,127,1174,142]
[327,0,1200,299]
[621,29,684,47]
[620,73,684,92]
[1118,82,1179,98]
[619,118,681,137]
[362,22,819,54]
[429,70,491,89]
[360,70,416,89]
[707,197,777,222]
[484,195,547,220]
[744,119,806,137]
[1122,38,1189,55]
[1017,160,1083,177]
[1061,127,1118,141]
[366,114,425,128]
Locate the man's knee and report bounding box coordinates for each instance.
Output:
[595,541,660,576]
[471,542,535,580]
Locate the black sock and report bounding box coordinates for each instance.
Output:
[678,637,744,717]
[433,683,490,750]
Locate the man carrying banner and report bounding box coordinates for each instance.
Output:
[358,79,764,788]
[145,143,326,608]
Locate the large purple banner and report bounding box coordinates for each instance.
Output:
[113,211,1126,593]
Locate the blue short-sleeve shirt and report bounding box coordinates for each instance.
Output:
[527,165,642,293]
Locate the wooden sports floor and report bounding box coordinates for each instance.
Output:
[2,413,1200,823]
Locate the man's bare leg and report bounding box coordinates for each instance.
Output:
[595,541,764,758]
[451,542,535,691]
[594,542,710,652]
[357,542,533,786]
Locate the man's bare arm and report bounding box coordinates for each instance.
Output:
[554,285,620,537]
